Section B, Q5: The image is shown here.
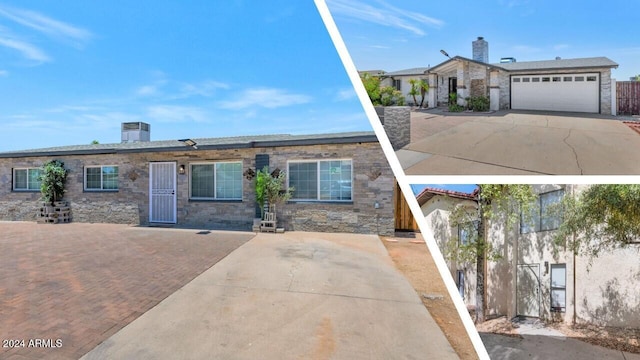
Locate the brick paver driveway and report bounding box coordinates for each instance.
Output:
[0,222,253,360]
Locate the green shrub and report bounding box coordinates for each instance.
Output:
[468,96,490,112]
[448,93,464,112]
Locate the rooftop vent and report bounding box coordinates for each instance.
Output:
[121,122,150,143]
[555,56,562,60]
[500,57,517,63]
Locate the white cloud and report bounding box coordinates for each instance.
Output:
[146,105,209,123]
[326,0,444,36]
[0,5,92,47]
[0,36,50,62]
[136,85,159,96]
[178,80,229,98]
[334,88,357,101]
[218,88,312,110]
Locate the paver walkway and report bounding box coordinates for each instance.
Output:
[0,222,252,360]
[399,109,640,175]
[81,232,459,359]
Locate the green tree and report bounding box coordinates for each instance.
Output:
[39,160,69,205]
[418,79,429,108]
[408,79,420,106]
[553,184,640,262]
[447,184,536,323]
[91,140,100,144]
[360,73,381,105]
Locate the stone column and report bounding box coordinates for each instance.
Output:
[427,73,438,108]
[378,106,411,150]
[456,61,469,107]
[489,70,500,111]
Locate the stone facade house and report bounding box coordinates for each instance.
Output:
[377,37,619,114]
[420,185,640,328]
[0,123,395,235]
[379,67,430,106]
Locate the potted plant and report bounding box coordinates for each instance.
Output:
[39,160,68,206]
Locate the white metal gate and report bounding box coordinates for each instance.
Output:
[516,263,541,318]
[149,162,176,223]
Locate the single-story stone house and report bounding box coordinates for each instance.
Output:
[378,37,619,114]
[379,67,430,106]
[419,185,640,328]
[0,123,395,235]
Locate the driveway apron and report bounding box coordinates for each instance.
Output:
[82,232,458,359]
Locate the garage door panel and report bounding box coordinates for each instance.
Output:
[511,73,599,113]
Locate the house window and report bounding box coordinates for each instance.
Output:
[532,77,540,82]
[190,162,242,200]
[550,264,566,312]
[520,189,564,233]
[85,166,119,191]
[575,76,584,82]
[563,76,573,82]
[586,76,597,82]
[458,221,477,245]
[552,76,561,82]
[13,168,42,191]
[288,159,352,201]
[393,79,402,91]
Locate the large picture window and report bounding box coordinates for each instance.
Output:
[13,168,42,191]
[288,159,352,201]
[190,162,242,200]
[520,189,564,233]
[85,166,119,191]
[550,264,566,312]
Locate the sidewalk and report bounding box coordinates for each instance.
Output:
[82,232,459,359]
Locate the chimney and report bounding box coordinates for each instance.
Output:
[472,36,489,63]
[121,122,150,143]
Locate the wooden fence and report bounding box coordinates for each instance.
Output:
[617,81,640,115]
[394,182,420,232]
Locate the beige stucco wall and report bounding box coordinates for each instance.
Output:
[421,195,478,308]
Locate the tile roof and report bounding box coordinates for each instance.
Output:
[0,132,378,158]
[493,56,618,71]
[416,187,478,206]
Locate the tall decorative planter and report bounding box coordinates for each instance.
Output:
[376,106,411,150]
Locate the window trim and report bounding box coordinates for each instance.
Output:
[287,158,353,202]
[520,189,564,234]
[84,165,119,192]
[188,161,243,201]
[550,264,566,313]
[13,167,42,192]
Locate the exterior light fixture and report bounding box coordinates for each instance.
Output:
[178,165,186,175]
[179,139,198,149]
[440,49,451,59]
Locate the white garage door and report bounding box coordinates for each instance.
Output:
[511,73,599,113]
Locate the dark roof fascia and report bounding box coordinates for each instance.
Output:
[428,56,506,73]
[505,64,619,72]
[0,134,379,159]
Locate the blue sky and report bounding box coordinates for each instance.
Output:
[0,1,371,151]
[326,0,640,80]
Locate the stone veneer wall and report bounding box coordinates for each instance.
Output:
[376,106,411,150]
[0,141,395,235]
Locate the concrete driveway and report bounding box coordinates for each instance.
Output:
[82,232,458,359]
[481,332,640,360]
[398,109,640,175]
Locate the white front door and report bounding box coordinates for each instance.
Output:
[149,162,176,223]
[516,263,541,318]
